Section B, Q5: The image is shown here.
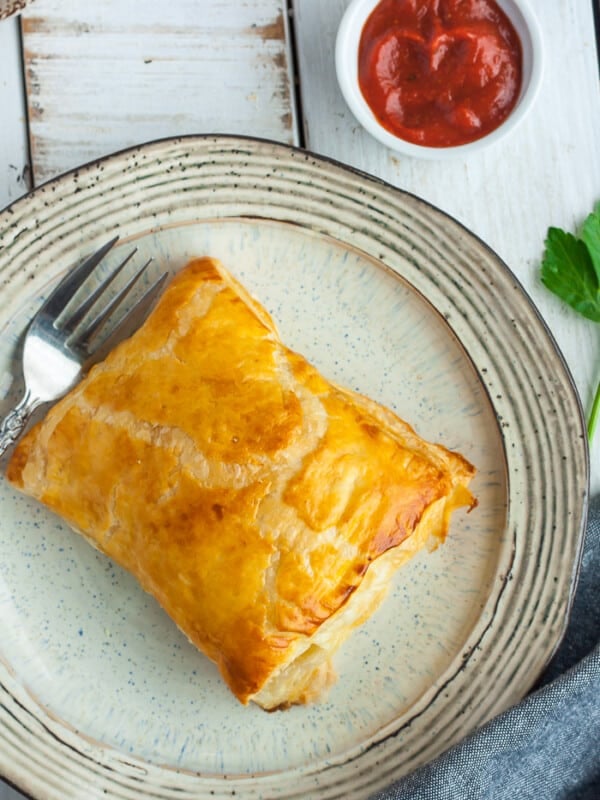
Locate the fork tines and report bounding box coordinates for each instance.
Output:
[48,238,165,355]
[74,254,154,349]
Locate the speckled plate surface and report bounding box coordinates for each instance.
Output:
[0,136,589,799]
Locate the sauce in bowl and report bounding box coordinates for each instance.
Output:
[358,0,523,148]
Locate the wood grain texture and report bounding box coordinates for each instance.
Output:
[294,0,600,492]
[0,18,30,211]
[20,0,298,185]
[0,0,33,21]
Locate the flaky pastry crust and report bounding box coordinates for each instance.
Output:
[6,257,476,708]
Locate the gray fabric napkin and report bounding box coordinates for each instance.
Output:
[371,494,600,800]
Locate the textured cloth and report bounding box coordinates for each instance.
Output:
[372,495,600,800]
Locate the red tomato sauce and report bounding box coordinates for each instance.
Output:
[358,0,523,147]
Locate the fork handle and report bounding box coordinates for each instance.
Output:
[0,392,39,458]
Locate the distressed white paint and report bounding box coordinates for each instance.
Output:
[294,0,600,491]
[19,0,297,184]
[0,17,30,209]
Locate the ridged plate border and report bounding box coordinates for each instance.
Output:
[0,135,589,799]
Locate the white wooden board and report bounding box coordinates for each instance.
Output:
[20,0,298,185]
[294,0,600,491]
[0,17,30,210]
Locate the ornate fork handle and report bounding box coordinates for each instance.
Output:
[0,392,39,458]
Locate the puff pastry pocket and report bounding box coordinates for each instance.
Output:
[6,256,476,709]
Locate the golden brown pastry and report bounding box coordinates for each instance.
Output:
[6,257,476,709]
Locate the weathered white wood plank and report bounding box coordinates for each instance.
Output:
[0,1,33,20]
[294,0,600,491]
[0,16,30,209]
[20,0,298,185]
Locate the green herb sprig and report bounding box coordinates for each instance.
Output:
[541,202,600,441]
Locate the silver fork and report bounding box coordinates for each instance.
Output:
[0,237,168,457]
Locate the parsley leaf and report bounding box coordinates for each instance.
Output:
[540,204,600,441]
[581,201,600,284]
[541,227,600,323]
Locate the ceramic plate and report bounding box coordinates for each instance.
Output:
[0,136,589,799]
